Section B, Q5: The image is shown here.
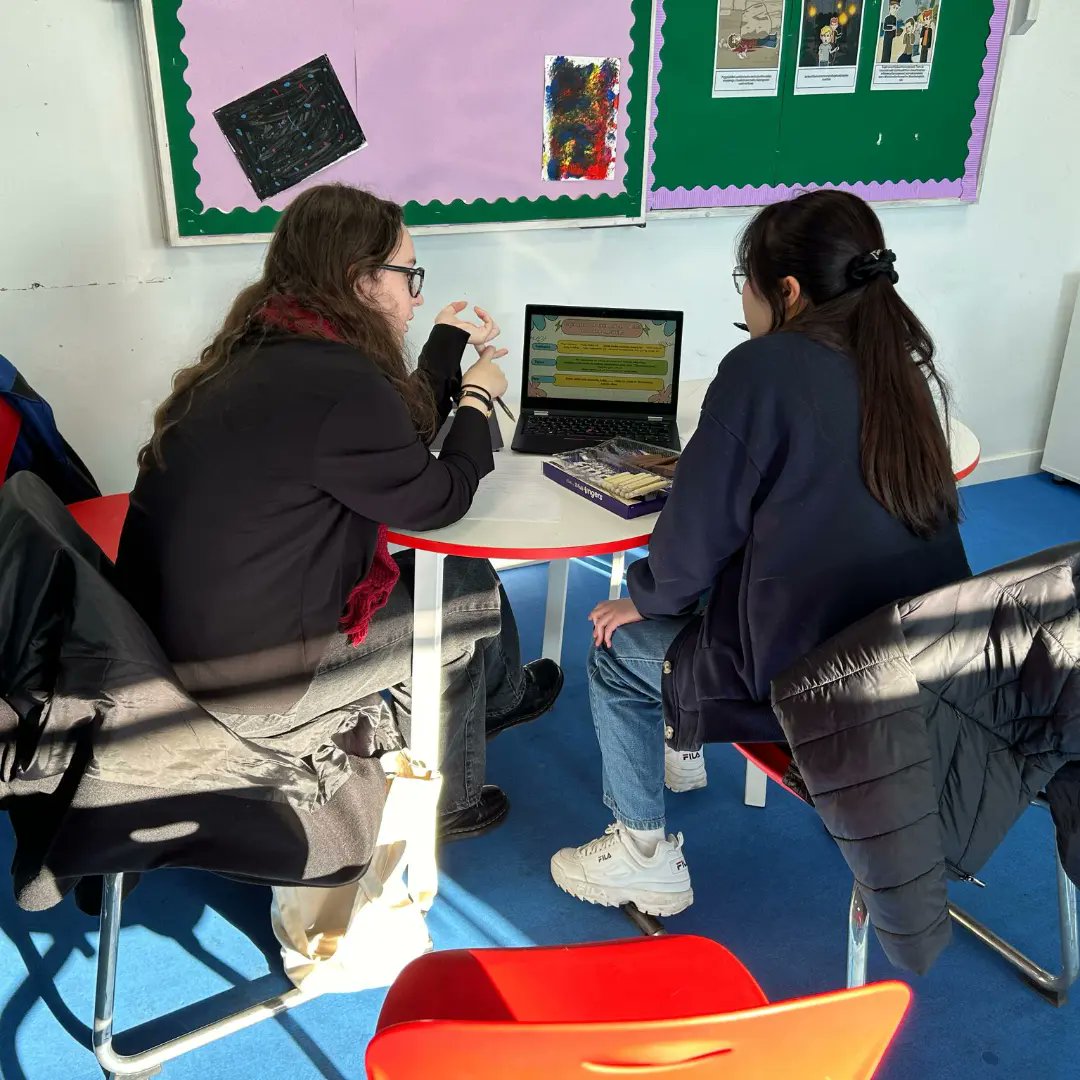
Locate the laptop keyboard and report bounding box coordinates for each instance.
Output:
[523,414,673,445]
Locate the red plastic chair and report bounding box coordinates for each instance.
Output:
[67,492,130,562]
[366,935,911,1079]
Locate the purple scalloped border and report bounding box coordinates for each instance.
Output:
[648,0,1007,210]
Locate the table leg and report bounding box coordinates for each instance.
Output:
[542,559,570,664]
[743,760,768,808]
[609,550,626,601]
[408,549,444,910]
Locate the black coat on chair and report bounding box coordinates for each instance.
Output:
[772,543,1080,974]
[0,473,387,912]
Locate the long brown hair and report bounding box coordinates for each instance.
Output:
[736,190,958,538]
[138,184,437,469]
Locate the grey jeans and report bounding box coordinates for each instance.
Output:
[218,553,525,813]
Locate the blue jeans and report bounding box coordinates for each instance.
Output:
[588,615,694,831]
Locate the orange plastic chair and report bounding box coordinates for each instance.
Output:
[366,935,910,1080]
[68,492,130,562]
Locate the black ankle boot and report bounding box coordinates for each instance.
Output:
[438,785,510,842]
[486,659,564,740]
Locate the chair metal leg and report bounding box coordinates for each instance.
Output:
[948,798,1080,1006]
[93,872,316,1077]
[846,882,869,988]
[621,903,667,936]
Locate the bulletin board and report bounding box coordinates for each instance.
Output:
[648,0,1009,212]
[137,0,653,243]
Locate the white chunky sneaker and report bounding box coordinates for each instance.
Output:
[550,824,693,916]
[665,745,708,792]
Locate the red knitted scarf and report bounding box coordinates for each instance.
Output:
[258,295,401,647]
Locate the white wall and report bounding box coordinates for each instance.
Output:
[1,1,1076,493]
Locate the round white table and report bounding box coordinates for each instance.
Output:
[389,381,980,899]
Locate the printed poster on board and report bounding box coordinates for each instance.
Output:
[794,1,866,96]
[713,0,787,98]
[871,0,941,91]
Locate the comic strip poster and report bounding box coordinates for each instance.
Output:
[871,0,942,90]
[794,1,865,96]
[713,0,787,98]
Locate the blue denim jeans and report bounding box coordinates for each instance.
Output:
[587,615,694,831]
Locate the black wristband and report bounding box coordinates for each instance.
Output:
[459,384,493,406]
[459,389,493,413]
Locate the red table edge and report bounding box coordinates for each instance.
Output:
[386,531,653,561]
[391,451,981,559]
[954,453,981,483]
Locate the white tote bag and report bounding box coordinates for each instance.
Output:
[270,751,441,994]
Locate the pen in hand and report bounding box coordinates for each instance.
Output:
[468,341,515,421]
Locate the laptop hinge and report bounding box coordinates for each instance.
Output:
[647,416,663,421]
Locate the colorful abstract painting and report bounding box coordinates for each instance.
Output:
[542,56,621,181]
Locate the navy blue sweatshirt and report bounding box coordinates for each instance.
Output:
[628,332,971,746]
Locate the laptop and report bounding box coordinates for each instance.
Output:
[511,304,684,455]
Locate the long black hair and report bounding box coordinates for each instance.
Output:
[736,190,958,538]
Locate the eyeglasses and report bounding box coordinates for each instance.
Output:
[732,268,748,296]
[379,264,425,298]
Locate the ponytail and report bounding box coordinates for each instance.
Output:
[736,191,958,538]
[847,274,957,538]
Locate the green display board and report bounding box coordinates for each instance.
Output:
[649,0,1007,210]
[137,0,652,243]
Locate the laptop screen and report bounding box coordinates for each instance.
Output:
[522,305,683,413]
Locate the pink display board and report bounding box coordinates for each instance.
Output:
[178,0,637,213]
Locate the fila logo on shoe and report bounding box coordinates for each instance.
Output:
[674,859,686,871]
[599,853,612,862]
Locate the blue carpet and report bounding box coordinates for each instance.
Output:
[2,474,1080,1078]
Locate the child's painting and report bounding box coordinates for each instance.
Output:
[542,56,621,181]
[871,0,942,91]
[794,1,866,96]
[213,55,367,201]
[712,0,787,99]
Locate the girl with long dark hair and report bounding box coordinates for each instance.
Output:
[551,190,970,914]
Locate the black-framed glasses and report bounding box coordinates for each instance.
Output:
[732,268,748,296]
[379,263,425,298]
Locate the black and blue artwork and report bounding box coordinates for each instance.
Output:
[213,55,366,201]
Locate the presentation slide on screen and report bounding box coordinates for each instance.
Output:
[527,314,677,404]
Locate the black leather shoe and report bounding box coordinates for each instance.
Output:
[438,785,510,842]
[486,659,564,740]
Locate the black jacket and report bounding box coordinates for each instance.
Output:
[772,543,1080,974]
[115,324,491,715]
[635,333,970,746]
[0,473,388,912]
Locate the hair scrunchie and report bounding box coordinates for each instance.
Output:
[847,248,899,287]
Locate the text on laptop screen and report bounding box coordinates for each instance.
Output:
[527,313,677,406]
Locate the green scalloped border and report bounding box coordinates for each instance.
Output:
[151,0,650,237]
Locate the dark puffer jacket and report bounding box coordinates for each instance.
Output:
[771,542,1080,975]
